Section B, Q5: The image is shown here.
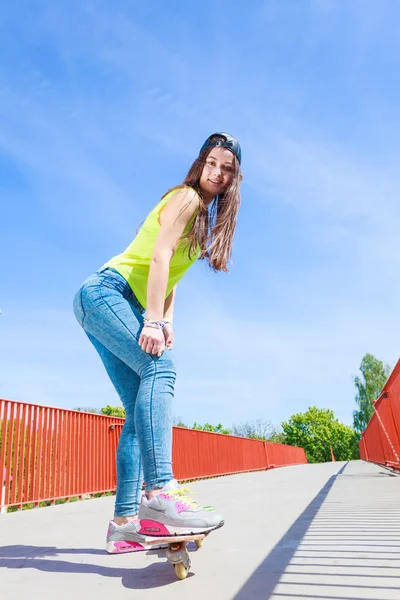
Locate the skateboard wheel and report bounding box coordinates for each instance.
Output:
[195,539,203,548]
[174,562,189,580]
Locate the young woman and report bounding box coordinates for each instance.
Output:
[73,133,242,554]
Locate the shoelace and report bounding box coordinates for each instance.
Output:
[162,487,200,509]
[163,487,215,511]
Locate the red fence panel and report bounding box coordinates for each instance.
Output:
[387,375,400,443]
[0,399,123,510]
[173,428,267,480]
[1,398,307,511]
[359,359,400,470]
[362,413,386,465]
[359,435,367,461]
[265,441,307,468]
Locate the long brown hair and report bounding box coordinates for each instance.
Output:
[163,137,242,273]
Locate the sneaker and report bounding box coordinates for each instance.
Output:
[138,479,224,537]
[106,517,168,554]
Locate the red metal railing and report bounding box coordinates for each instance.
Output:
[0,399,123,511]
[359,359,400,470]
[0,398,307,511]
[172,428,306,480]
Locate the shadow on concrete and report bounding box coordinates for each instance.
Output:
[0,545,105,558]
[0,542,201,589]
[233,463,351,600]
[233,461,400,599]
[0,555,194,588]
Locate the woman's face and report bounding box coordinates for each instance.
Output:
[199,146,235,200]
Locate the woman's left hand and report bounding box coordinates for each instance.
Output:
[163,323,174,350]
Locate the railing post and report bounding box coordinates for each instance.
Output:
[1,468,8,515]
[264,441,270,470]
[362,434,369,461]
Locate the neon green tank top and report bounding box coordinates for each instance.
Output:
[102,188,200,309]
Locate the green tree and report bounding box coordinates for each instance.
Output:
[100,405,126,418]
[192,422,232,435]
[267,431,287,444]
[282,406,357,463]
[352,353,391,435]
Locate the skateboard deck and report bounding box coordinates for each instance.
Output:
[144,533,208,579]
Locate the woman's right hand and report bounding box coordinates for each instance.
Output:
[139,326,165,357]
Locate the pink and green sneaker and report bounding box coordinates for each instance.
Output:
[106,517,167,554]
[138,479,224,537]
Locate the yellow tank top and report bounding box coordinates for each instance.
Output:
[102,188,200,309]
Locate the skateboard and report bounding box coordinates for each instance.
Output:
[145,533,208,579]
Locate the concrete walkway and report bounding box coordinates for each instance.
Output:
[1,461,400,600]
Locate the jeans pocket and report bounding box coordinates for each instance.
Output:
[73,288,86,327]
[99,275,127,295]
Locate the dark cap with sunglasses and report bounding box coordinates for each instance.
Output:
[200,133,241,164]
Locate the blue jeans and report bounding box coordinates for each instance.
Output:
[73,268,176,516]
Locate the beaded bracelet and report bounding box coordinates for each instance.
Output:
[143,319,165,330]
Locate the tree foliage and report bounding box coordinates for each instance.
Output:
[74,406,127,417]
[232,419,283,442]
[100,405,126,418]
[192,422,232,435]
[267,431,287,444]
[352,353,391,435]
[282,406,357,463]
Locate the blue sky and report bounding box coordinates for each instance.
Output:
[1,0,399,430]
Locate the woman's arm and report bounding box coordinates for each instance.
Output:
[145,187,199,321]
[163,285,176,322]
[162,285,176,350]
